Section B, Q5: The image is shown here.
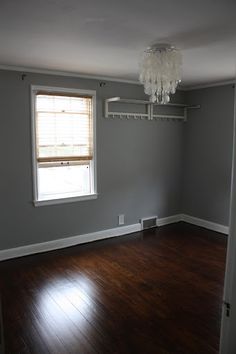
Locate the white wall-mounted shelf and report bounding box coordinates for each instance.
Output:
[104,97,200,121]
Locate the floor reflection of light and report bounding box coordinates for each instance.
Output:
[36,276,96,339]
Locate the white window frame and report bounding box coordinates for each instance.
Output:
[31,85,97,206]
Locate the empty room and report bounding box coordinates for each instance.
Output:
[1,0,236,353]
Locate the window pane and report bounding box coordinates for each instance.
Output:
[36,95,90,114]
[37,112,91,158]
[37,164,91,200]
[36,95,92,159]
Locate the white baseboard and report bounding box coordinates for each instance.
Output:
[180,214,229,235]
[157,214,182,226]
[0,223,141,262]
[157,213,229,235]
[0,213,228,262]
[0,216,181,262]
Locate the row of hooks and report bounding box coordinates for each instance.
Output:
[105,97,201,122]
[106,113,185,121]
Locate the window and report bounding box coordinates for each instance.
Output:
[31,86,97,206]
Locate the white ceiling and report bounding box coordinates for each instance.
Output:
[0,0,236,88]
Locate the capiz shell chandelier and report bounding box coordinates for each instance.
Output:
[139,44,182,104]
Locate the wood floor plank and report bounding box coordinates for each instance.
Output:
[0,222,227,354]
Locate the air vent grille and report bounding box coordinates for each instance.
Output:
[141,216,158,230]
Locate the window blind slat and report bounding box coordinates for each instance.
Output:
[37,156,93,163]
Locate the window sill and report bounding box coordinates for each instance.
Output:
[33,193,98,207]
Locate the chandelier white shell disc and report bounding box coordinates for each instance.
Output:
[139,45,182,104]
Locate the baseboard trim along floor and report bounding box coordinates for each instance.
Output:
[180,214,229,235]
[0,214,229,261]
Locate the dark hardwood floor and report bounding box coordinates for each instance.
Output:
[0,222,227,354]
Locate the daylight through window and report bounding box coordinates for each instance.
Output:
[32,87,96,205]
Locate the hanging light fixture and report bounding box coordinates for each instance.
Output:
[139,44,182,104]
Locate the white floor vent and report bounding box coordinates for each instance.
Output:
[140,216,158,230]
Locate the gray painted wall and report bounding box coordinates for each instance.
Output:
[1,69,234,252]
[0,70,185,250]
[182,85,235,226]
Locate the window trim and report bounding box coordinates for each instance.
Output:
[31,85,97,206]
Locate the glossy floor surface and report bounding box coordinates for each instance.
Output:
[0,222,227,354]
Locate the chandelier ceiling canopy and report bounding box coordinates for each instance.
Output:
[139,44,182,104]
